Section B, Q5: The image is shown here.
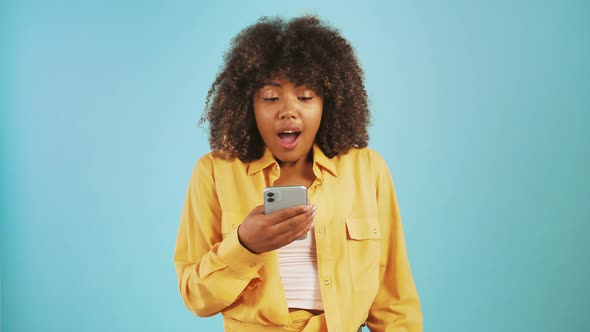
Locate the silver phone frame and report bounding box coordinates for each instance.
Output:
[263,185,308,214]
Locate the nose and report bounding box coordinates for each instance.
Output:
[278,99,298,120]
[279,109,296,120]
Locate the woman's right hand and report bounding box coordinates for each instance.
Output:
[237,204,317,254]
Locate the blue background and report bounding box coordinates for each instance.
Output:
[1,0,589,331]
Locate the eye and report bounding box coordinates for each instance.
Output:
[298,96,313,101]
[263,97,279,102]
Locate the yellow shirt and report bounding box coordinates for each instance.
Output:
[174,144,422,332]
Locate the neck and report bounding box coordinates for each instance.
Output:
[274,150,315,187]
[277,150,313,171]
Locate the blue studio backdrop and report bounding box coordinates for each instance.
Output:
[1,0,589,331]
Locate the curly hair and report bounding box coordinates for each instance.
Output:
[201,15,370,161]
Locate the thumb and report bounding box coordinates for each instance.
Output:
[249,205,266,216]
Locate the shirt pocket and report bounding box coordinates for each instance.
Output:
[345,217,381,293]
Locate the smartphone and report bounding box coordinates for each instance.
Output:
[263,185,308,240]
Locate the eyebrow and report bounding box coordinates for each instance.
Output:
[263,81,282,87]
[262,81,309,89]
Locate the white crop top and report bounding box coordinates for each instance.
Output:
[277,228,324,311]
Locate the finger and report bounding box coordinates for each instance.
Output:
[293,220,315,241]
[249,205,266,216]
[271,205,316,235]
[273,214,315,246]
[266,204,311,224]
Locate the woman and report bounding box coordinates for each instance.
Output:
[174,15,422,332]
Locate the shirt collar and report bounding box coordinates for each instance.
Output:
[246,144,338,177]
[311,144,337,177]
[247,147,277,175]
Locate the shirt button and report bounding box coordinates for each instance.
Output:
[323,279,331,286]
[249,263,256,267]
[318,227,325,235]
[231,224,237,230]
[372,227,378,234]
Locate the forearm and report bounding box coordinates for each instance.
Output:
[367,153,423,331]
[175,228,268,317]
[366,280,422,331]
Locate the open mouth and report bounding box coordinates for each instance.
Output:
[277,130,301,149]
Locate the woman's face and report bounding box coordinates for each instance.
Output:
[253,77,323,165]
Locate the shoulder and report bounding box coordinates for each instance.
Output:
[336,147,389,170]
[197,150,245,165]
[193,151,247,176]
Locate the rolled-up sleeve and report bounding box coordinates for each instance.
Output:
[367,154,423,331]
[173,155,268,317]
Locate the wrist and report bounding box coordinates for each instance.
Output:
[237,224,258,254]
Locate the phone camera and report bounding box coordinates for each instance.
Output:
[267,197,275,202]
[267,192,274,197]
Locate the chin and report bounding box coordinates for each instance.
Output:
[274,153,301,164]
[273,148,311,164]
